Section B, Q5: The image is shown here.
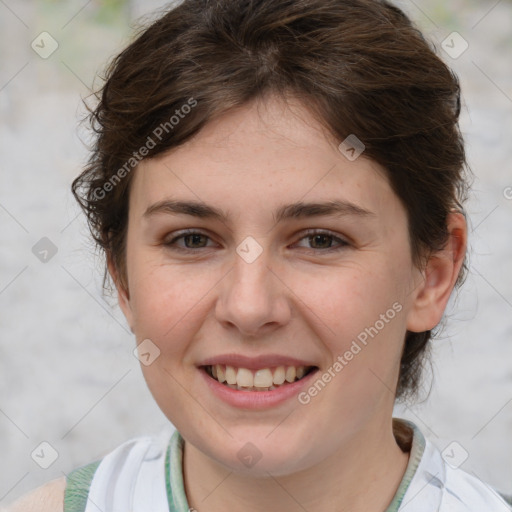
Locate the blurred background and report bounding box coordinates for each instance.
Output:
[0,0,511,505]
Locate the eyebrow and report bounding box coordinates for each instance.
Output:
[143,199,375,223]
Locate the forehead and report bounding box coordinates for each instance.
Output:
[129,95,400,223]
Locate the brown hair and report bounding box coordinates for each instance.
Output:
[72,0,469,401]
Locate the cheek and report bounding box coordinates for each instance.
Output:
[129,263,217,414]
[289,260,407,396]
[131,263,195,342]
[128,261,215,350]
[292,259,405,338]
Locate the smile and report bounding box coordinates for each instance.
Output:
[203,364,317,391]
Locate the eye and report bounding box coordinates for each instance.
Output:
[163,230,216,251]
[294,229,349,252]
[163,229,349,253]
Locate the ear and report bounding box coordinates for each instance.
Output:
[406,211,467,333]
[107,254,135,333]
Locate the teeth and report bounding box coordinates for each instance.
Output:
[273,366,286,385]
[207,364,313,389]
[225,365,237,385]
[253,368,273,387]
[216,365,226,383]
[236,368,254,387]
[285,366,296,382]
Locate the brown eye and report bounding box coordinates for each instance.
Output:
[295,230,349,252]
[308,233,333,249]
[164,230,214,251]
[181,233,208,249]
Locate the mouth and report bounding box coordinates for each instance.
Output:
[201,364,318,392]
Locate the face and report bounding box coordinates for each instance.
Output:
[115,94,427,476]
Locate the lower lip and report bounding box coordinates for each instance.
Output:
[199,367,319,410]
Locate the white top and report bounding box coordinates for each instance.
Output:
[65,419,511,512]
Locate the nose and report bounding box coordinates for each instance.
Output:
[215,244,291,338]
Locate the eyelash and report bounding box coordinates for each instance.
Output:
[163,229,349,254]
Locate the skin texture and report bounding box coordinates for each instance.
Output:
[5,476,65,512]
[111,94,466,512]
[9,94,466,511]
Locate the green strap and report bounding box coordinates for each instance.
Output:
[385,420,426,512]
[167,429,191,511]
[165,438,174,509]
[63,460,101,512]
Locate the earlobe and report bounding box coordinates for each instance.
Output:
[107,254,135,333]
[406,212,467,333]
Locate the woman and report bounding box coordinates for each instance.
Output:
[8,0,512,510]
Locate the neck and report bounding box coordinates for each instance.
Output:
[182,418,411,512]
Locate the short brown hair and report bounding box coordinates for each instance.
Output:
[72,0,470,401]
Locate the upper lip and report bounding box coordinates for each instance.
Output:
[198,353,318,371]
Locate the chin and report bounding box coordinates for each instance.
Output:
[210,430,311,476]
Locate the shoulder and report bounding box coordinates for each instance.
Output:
[396,419,512,512]
[3,431,176,512]
[4,476,66,512]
